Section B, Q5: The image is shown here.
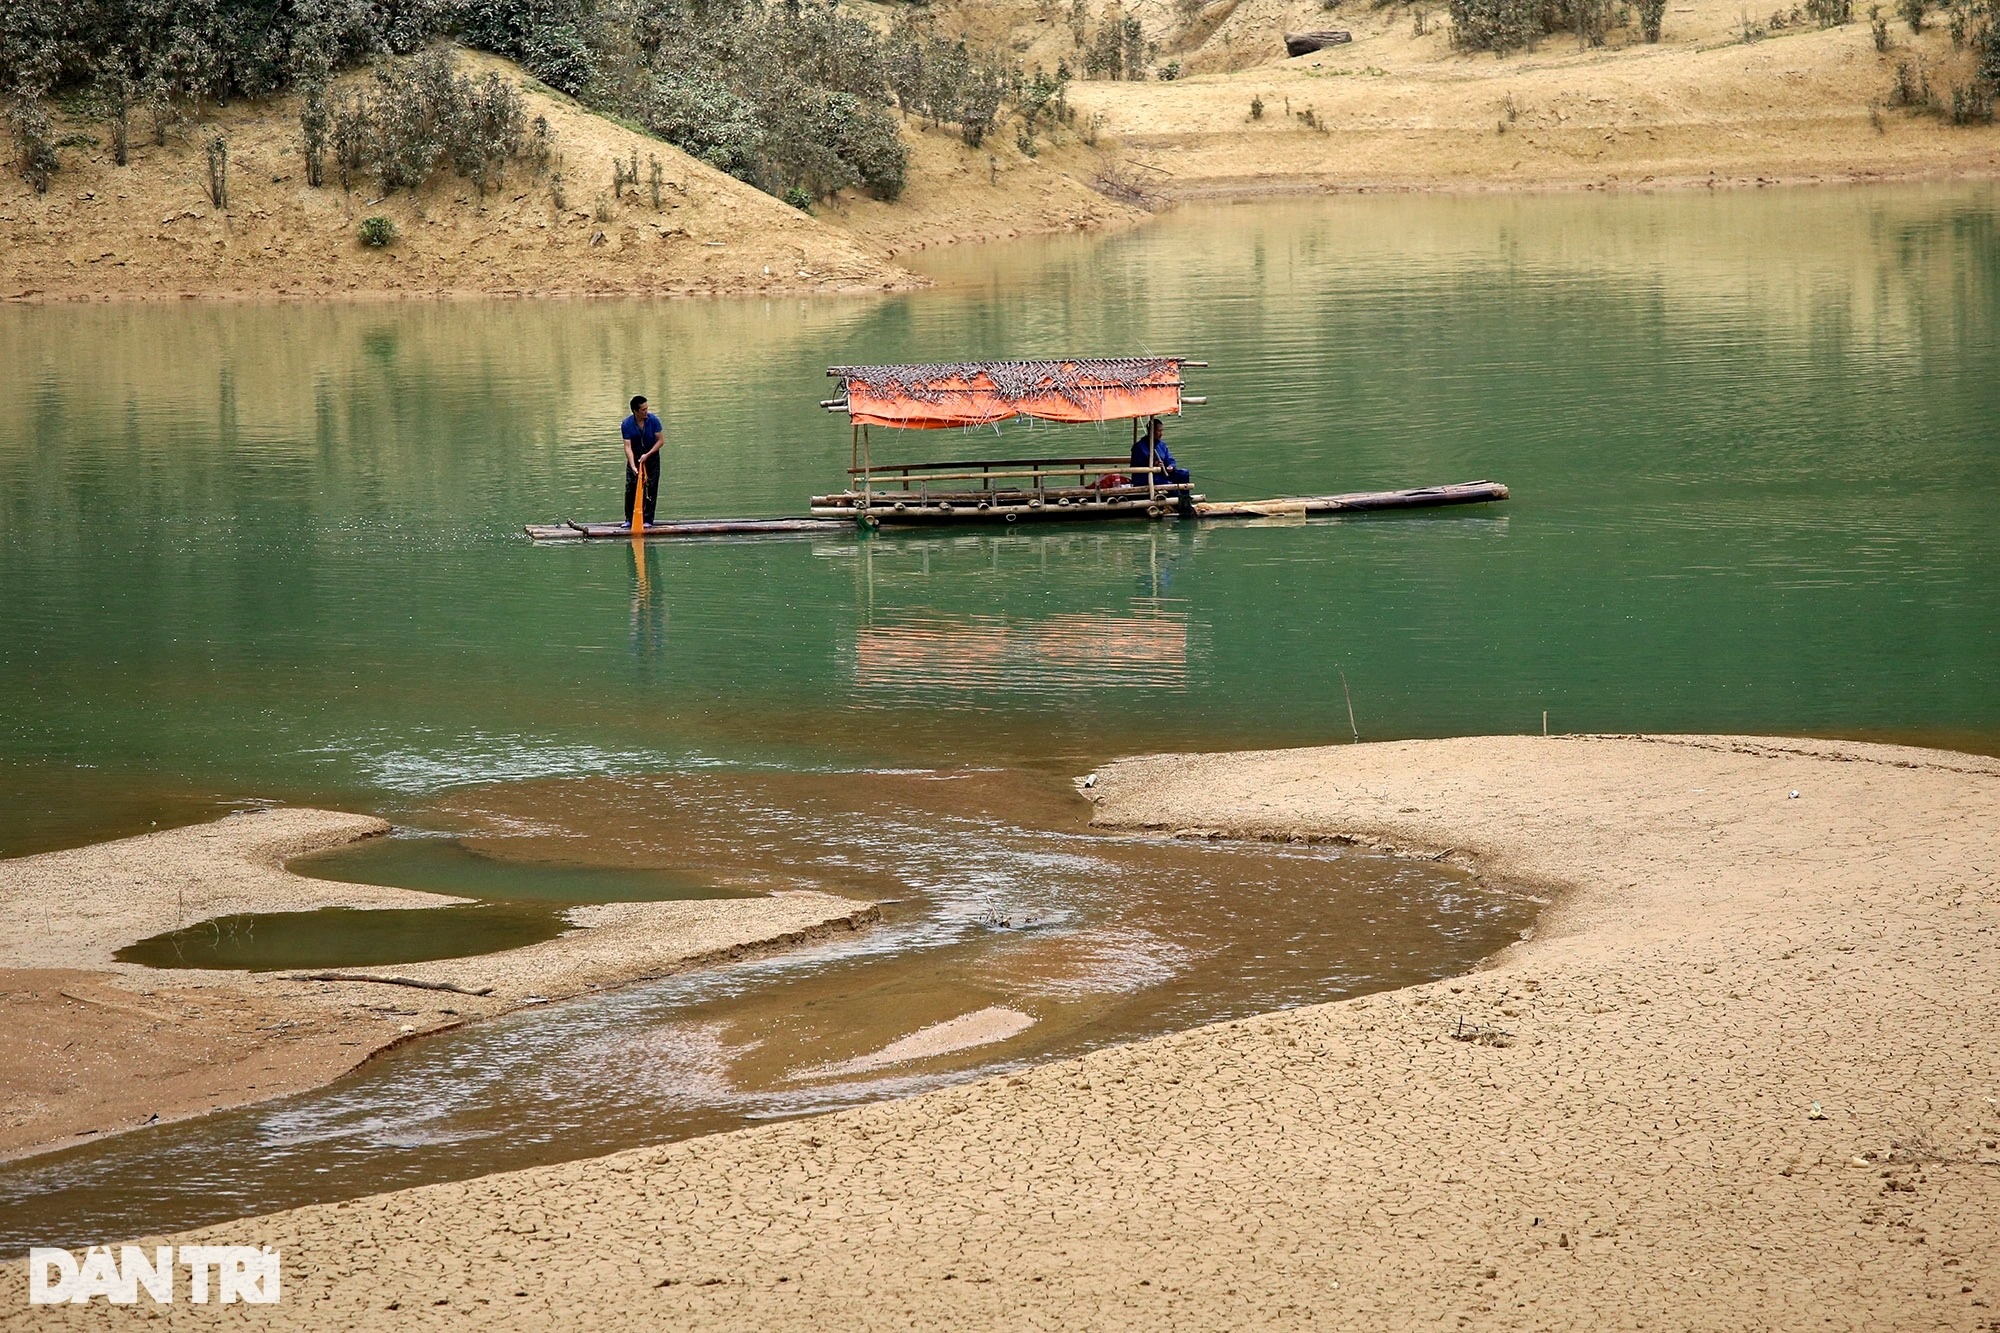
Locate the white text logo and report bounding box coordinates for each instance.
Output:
[28,1246,280,1304]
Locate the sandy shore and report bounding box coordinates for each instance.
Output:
[11,733,1995,1327]
[0,809,875,1162]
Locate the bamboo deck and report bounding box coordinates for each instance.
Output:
[525,481,1509,540]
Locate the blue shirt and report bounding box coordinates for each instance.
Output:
[1131,434,1177,475]
[622,412,663,459]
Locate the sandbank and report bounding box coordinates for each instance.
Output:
[0,808,876,1162]
[11,732,1995,1328]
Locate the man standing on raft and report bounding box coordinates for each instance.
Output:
[622,394,665,527]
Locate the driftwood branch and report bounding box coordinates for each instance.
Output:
[284,972,494,997]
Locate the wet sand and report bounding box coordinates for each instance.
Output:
[0,809,875,1162]
[11,732,1995,1328]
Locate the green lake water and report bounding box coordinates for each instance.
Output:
[1,185,1997,1251]
[3,186,1997,859]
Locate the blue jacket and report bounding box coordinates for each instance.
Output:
[1131,434,1177,476]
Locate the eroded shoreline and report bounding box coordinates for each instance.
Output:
[0,809,876,1163]
[10,733,1995,1329]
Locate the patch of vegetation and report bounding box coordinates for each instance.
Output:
[2,0,1056,209]
[1638,0,1667,41]
[1890,53,1933,105]
[1947,75,1994,120]
[358,214,396,246]
[1080,13,1153,81]
[1448,0,1537,52]
[6,98,59,193]
[204,131,226,207]
[317,49,530,195]
[1443,0,1683,52]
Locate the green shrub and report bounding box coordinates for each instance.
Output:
[782,184,812,210]
[1948,77,1993,121]
[1898,0,1925,31]
[830,98,909,200]
[300,74,330,187]
[333,49,529,194]
[453,0,598,96]
[643,73,763,179]
[358,214,396,246]
[204,131,227,207]
[1450,0,1541,51]
[1015,66,1068,133]
[7,97,59,193]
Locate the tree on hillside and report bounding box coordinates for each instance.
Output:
[1,0,1052,208]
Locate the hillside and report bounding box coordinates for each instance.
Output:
[3,0,1996,302]
[0,52,1133,302]
[961,0,2000,196]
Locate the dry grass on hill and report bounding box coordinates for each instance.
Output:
[820,126,1143,257]
[3,1,1995,303]
[0,54,915,302]
[958,0,2000,195]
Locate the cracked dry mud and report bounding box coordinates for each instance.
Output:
[9,734,1998,1330]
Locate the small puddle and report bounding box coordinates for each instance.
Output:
[114,902,572,973]
[113,835,757,973]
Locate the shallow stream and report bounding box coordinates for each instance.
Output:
[3,769,1532,1252]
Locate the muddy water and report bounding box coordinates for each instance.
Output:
[0,769,1532,1252]
[114,902,576,972]
[296,833,756,903]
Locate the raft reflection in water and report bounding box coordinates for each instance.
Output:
[854,610,1189,695]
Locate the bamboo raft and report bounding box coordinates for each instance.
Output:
[529,359,1508,541]
[525,481,1509,540]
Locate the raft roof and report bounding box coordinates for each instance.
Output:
[826,357,1189,430]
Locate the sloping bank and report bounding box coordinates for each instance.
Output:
[0,809,876,1163]
[10,735,1999,1329]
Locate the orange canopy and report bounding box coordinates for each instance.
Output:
[830,358,1185,430]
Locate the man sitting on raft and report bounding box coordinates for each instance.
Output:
[1132,417,1190,486]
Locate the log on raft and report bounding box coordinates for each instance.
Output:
[1196,480,1509,518]
[525,518,852,540]
[1284,29,1354,55]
